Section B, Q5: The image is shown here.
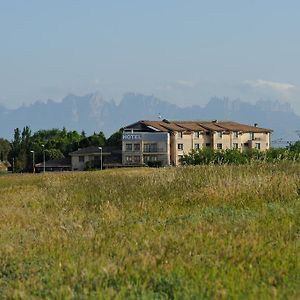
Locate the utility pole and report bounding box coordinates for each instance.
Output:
[30,150,35,173]
[98,147,103,170]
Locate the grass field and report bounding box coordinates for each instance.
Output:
[0,163,300,299]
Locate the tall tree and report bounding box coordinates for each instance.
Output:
[0,138,11,161]
[107,130,122,147]
[79,131,106,148]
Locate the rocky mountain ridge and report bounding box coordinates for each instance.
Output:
[0,93,299,143]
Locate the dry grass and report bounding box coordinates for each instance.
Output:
[0,163,300,299]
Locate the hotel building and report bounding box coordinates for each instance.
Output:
[122,120,272,166]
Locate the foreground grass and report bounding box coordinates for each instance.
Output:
[0,163,300,299]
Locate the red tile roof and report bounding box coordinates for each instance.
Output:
[129,120,272,133]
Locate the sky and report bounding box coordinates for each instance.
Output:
[0,0,300,113]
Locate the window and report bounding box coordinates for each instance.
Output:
[79,156,84,162]
[194,143,200,150]
[217,132,223,138]
[194,131,200,138]
[125,156,132,163]
[244,142,249,147]
[94,155,100,161]
[125,143,132,151]
[178,143,183,150]
[205,143,211,147]
[144,155,157,162]
[250,132,254,140]
[133,156,140,163]
[206,132,210,136]
[233,132,239,138]
[217,143,223,150]
[233,143,238,149]
[178,132,183,138]
[255,143,261,150]
[144,143,157,152]
[134,143,140,151]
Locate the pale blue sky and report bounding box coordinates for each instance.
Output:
[0,0,299,113]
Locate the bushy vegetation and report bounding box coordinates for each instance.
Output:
[289,140,300,152]
[181,147,300,165]
[0,164,299,298]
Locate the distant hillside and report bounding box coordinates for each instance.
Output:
[0,93,299,143]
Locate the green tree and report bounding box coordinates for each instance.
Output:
[107,130,122,147]
[0,138,11,161]
[79,131,106,148]
[9,126,33,172]
[47,149,65,160]
[288,141,300,153]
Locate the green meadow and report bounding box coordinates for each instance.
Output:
[0,163,300,299]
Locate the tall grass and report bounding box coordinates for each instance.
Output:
[0,163,300,299]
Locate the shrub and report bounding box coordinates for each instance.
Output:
[181,148,300,165]
[146,161,163,168]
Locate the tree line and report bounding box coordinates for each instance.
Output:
[0,127,122,172]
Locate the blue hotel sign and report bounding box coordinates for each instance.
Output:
[123,132,169,142]
[122,134,142,140]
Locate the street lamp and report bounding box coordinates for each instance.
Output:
[42,144,46,173]
[98,147,102,170]
[30,150,35,173]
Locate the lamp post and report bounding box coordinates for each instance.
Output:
[98,147,102,170]
[30,150,35,173]
[42,144,45,173]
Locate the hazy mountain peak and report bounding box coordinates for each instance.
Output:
[0,93,299,143]
[256,99,292,113]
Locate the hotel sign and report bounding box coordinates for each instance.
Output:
[122,134,142,140]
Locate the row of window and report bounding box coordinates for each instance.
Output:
[178,132,257,139]
[125,140,265,154]
[125,143,140,151]
[178,143,211,150]
[178,132,211,138]
[125,155,158,163]
[216,143,262,150]
[125,155,141,163]
[125,143,160,152]
[177,142,263,151]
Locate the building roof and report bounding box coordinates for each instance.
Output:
[35,157,71,168]
[69,146,113,156]
[214,122,271,133]
[124,120,272,133]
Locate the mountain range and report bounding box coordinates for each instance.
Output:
[0,93,299,144]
